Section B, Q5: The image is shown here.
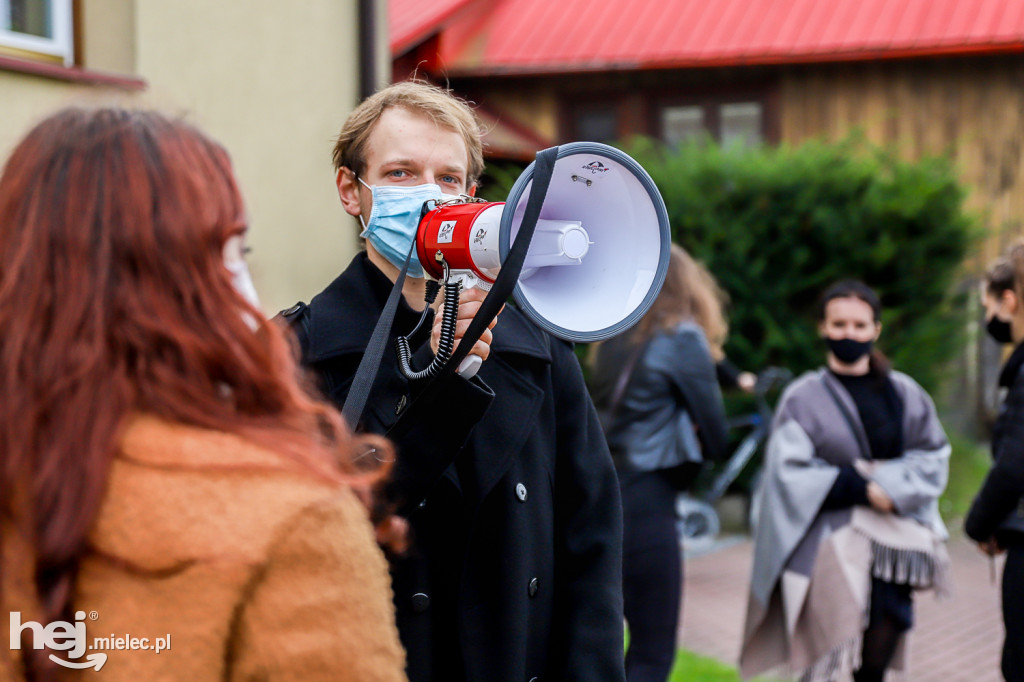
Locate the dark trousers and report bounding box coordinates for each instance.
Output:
[852,579,913,682]
[1003,546,1024,682]
[621,471,682,682]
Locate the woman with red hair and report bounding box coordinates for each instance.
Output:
[0,108,406,680]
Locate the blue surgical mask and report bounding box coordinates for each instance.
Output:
[358,178,443,278]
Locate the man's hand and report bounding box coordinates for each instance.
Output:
[978,537,1005,557]
[431,286,503,363]
[866,481,895,513]
[737,371,757,393]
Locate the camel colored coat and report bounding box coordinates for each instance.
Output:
[1,415,407,681]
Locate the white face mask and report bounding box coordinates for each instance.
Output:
[223,234,261,328]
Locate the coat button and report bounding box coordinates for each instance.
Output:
[516,483,528,502]
[410,593,430,613]
[528,577,539,598]
[418,499,427,510]
[528,677,540,682]
[395,394,408,415]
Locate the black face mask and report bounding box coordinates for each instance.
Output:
[826,337,873,364]
[986,316,1014,345]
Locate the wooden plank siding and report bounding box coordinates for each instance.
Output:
[779,55,1024,268]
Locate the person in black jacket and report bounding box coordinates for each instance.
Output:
[281,80,625,682]
[590,244,729,682]
[966,243,1024,682]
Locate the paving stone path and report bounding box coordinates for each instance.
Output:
[679,534,1005,681]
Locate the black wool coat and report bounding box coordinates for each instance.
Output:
[283,253,625,682]
[966,341,1024,547]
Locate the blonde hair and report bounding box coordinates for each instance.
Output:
[633,244,729,360]
[331,79,485,187]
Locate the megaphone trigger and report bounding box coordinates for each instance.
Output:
[458,355,483,380]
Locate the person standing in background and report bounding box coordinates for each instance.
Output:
[966,242,1024,682]
[590,244,729,682]
[741,280,950,682]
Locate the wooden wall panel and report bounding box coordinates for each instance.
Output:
[780,56,1024,268]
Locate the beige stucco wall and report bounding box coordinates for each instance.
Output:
[1,0,386,314]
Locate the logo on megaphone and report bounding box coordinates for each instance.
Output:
[415,142,671,343]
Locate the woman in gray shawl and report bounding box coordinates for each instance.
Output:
[740,281,950,682]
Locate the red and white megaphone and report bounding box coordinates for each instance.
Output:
[403,142,671,378]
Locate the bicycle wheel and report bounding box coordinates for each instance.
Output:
[675,493,720,555]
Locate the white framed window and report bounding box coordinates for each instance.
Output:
[720,102,763,148]
[0,0,73,65]
[658,99,766,148]
[661,105,706,147]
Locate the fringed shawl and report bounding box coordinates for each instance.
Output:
[740,369,951,681]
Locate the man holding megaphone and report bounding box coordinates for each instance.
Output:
[281,80,628,682]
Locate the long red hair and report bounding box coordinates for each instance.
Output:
[0,108,389,678]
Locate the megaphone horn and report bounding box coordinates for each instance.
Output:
[401,142,671,379]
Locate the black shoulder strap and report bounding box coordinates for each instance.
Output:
[433,146,559,383]
[341,243,417,427]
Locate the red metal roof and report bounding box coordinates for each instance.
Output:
[390,0,477,55]
[390,0,1024,75]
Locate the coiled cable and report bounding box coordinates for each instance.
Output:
[403,279,441,346]
[396,277,461,381]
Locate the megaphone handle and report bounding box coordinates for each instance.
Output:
[457,355,482,379]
